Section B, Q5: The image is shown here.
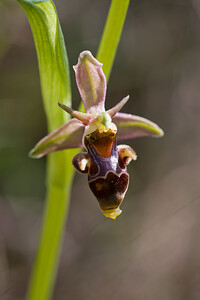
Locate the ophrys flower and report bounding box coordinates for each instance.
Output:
[30,51,164,219]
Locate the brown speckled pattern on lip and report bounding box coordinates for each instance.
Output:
[89,171,129,211]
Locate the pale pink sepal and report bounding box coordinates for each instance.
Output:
[73,51,106,115]
[113,112,164,140]
[29,119,84,158]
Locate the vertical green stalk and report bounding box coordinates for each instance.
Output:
[97,0,130,80]
[18,0,130,300]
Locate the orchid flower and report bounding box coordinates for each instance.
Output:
[30,51,164,220]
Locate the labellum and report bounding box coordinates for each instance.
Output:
[72,128,137,219]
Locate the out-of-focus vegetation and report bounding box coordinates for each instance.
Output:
[1,0,200,299]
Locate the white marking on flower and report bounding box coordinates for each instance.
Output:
[83,112,117,139]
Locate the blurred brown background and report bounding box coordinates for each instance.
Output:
[1,0,200,299]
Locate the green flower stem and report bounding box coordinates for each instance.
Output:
[18,0,130,300]
[27,151,76,300]
[97,0,130,79]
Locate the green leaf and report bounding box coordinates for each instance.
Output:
[18,0,71,132]
[17,1,75,300]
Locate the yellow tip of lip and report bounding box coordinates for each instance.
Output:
[102,207,122,220]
